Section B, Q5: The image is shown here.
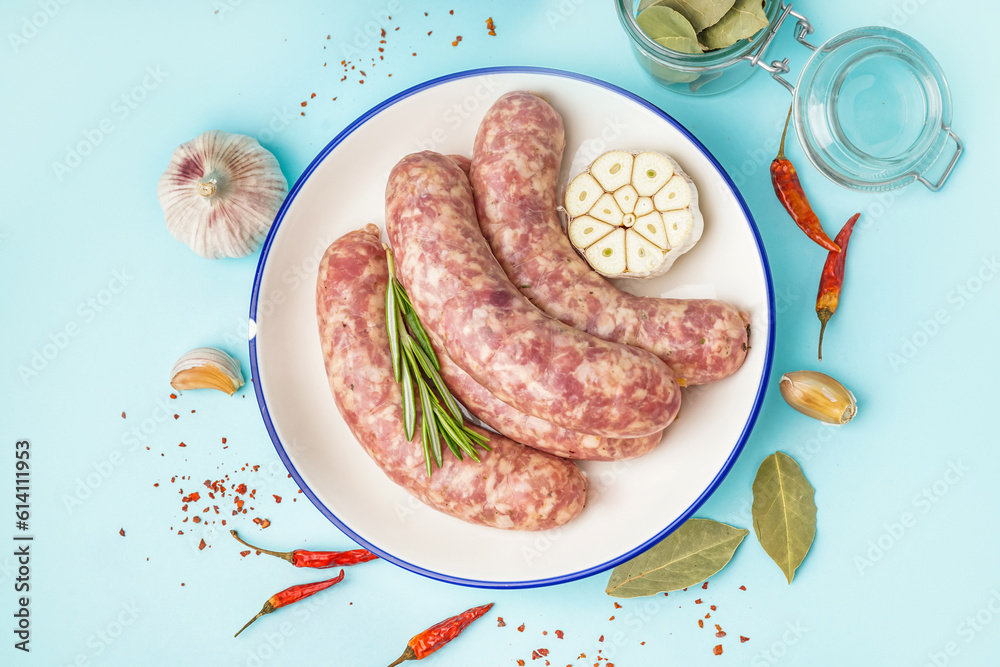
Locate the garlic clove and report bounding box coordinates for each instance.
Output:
[625,229,665,275]
[613,184,639,215]
[779,370,857,425]
[158,130,288,259]
[170,347,244,395]
[589,193,625,226]
[568,215,616,249]
[662,209,695,249]
[565,172,603,218]
[653,174,691,211]
[635,211,669,250]
[590,150,635,191]
[585,228,627,275]
[634,196,655,217]
[631,152,674,196]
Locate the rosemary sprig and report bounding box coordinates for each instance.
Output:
[384,245,490,476]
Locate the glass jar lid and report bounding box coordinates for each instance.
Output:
[792,26,962,192]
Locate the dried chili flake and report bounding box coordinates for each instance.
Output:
[381,28,386,37]
[236,484,247,495]
[702,582,709,590]
[121,411,126,419]
[273,495,282,503]
[517,661,525,667]
[170,393,177,399]
[300,101,307,107]
[613,603,622,609]
[532,649,549,659]
[517,623,525,632]
[173,414,179,419]
[153,483,159,487]
[497,617,505,627]
[119,528,125,537]
[543,631,548,635]
[310,93,316,99]
[182,492,200,503]
[739,585,747,591]
[598,635,604,642]
[609,616,615,621]
[710,605,717,611]
[695,599,703,604]
[705,613,711,619]
[555,630,564,639]
[178,441,186,447]
[192,516,201,524]
[713,645,722,656]
[698,620,704,628]
[715,624,725,638]
[740,636,750,643]
[427,30,432,35]
[449,9,454,14]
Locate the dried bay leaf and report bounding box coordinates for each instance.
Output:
[752,451,817,584]
[699,0,769,50]
[637,6,701,54]
[657,0,737,32]
[606,518,748,598]
[637,0,665,11]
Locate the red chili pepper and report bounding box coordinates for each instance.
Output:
[234,569,345,637]
[770,106,841,253]
[816,213,860,360]
[230,529,378,568]
[387,603,494,666]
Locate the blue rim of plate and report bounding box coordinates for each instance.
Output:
[249,65,775,590]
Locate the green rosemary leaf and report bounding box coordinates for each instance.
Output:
[416,377,443,468]
[408,341,462,422]
[403,307,439,371]
[386,279,401,383]
[420,402,432,478]
[399,350,416,441]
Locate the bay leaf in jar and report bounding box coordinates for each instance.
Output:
[637,5,701,54]
[699,0,769,50]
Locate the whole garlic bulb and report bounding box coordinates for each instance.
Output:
[158,130,287,259]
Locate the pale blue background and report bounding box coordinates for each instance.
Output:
[2,1,998,665]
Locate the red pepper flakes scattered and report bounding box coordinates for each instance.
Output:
[178,442,186,447]
[300,112,305,117]
[182,492,200,503]
[698,620,704,628]
[310,93,316,99]
[449,9,454,14]
[613,603,621,609]
[531,649,549,659]
[555,630,563,639]
[301,101,307,107]
[609,616,615,621]
[739,585,747,591]
[598,635,604,642]
[702,582,709,590]
[121,411,126,419]
[153,483,159,487]
[198,539,207,551]
[517,624,525,633]
[497,617,505,627]
[695,599,703,604]
[710,605,717,611]
[170,393,177,399]
[517,661,525,666]
[237,483,247,495]
[715,624,725,638]
[119,528,125,537]
[192,516,201,524]
[427,30,432,35]
[273,495,282,503]
[451,35,462,46]
[705,613,711,619]
[543,631,548,636]
[486,17,496,36]
[381,28,386,37]
[713,645,723,656]
[741,636,750,643]
[174,414,179,420]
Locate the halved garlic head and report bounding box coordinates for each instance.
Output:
[158,130,288,259]
[170,347,244,395]
[564,150,703,279]
[779,370,857,425]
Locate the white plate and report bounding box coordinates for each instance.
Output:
[250,67,774,589]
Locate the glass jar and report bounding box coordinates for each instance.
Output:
[617,1,963,192]
[616,0,784,96]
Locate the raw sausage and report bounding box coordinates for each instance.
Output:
[471,92,749,386]
[430,331,664,461]
[385,151,680,439]
[316,224,587,531]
